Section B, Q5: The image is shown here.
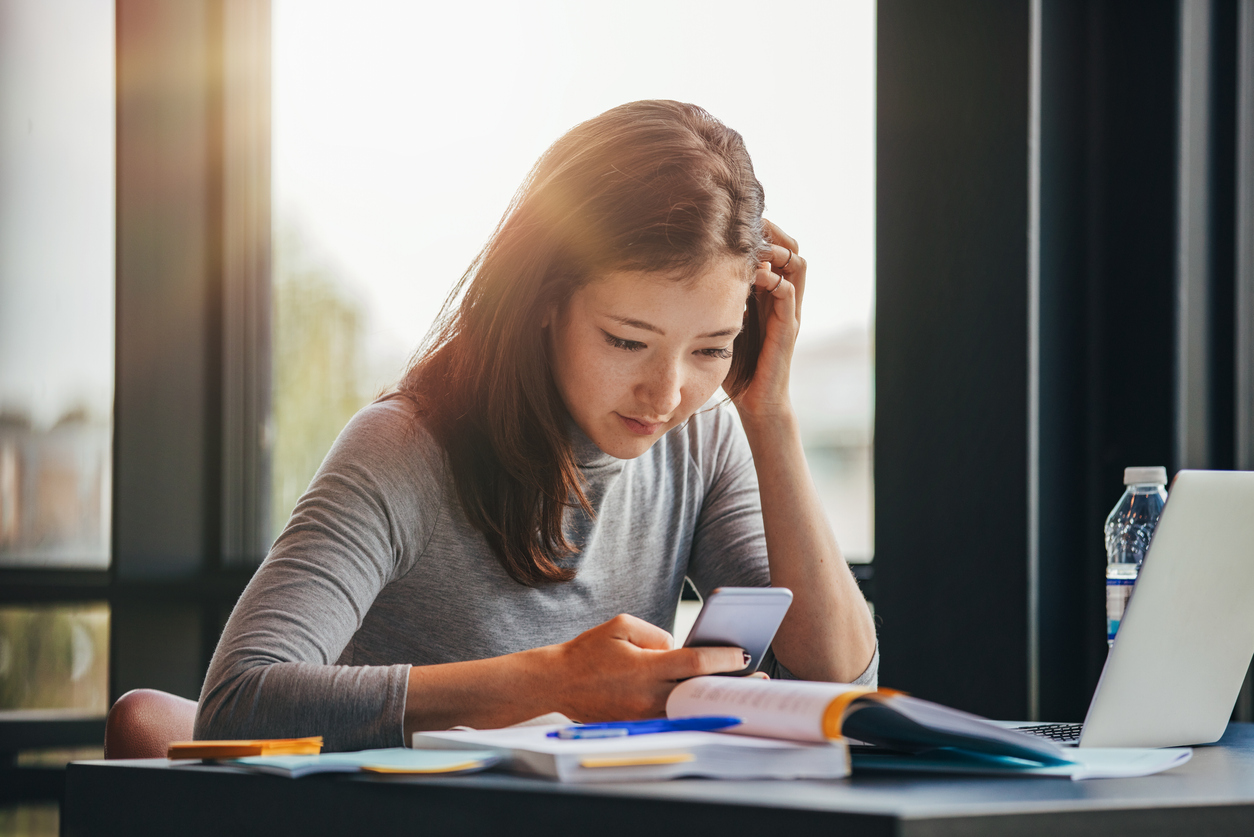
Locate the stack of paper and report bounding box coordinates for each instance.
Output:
[411,725,849,783]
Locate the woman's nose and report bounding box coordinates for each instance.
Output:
[637,358,683,418]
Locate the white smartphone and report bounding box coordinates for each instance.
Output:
[682,587,793,676]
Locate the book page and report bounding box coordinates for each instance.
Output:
[666,677,869,743]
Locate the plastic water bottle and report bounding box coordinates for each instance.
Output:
[1104,466,1168,647]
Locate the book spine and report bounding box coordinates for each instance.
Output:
[821,690,876,739]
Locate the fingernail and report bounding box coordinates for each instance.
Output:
[742,652,752,666]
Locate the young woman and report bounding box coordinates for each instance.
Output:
[196,100,877,752]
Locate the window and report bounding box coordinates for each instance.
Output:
[0,0,114,830]
[270,0,876,564]
[0,0,114,572]
[0,0,114,705]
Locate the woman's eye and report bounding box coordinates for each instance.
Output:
[699,347,734,360]
[602,331,645,352]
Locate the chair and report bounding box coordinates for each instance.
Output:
[104,688,198,759]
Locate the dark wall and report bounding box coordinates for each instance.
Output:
[876,0,1032,719]
[1036,0,1183,723]
[877,0,1244,721]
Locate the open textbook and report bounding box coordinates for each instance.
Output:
[665,677,1191,779]
[411,725,849,784]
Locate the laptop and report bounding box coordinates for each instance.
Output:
[1009,470,1254,748]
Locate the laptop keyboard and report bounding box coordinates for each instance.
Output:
[1014,723,1084,743]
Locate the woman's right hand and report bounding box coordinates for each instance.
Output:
[403,613,748,738]
[538,614,747,722]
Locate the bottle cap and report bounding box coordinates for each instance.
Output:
[1123,466,1168,486]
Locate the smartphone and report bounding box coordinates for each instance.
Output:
[682,587,793,676]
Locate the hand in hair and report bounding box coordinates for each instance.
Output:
[733,219,806,422]
[724,219,878,684]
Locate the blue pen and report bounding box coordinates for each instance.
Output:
[547,716,742,739]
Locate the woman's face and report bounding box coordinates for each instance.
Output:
[548,257,750,459]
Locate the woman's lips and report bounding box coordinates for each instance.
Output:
[617,414,662,436]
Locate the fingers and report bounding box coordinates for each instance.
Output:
[757,231,803,288]
[770,242,794,271]
[553,617,755,721]
[763,218,798,255]
[753,261,787,296]
[752,261,798,330]
[657,646,748,680]
[604,613,675,651]
[760,218,806,318]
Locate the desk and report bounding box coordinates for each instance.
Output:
[64,723,1254,837]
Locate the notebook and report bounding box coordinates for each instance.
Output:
[229,748,501,778]
[167,737,323,759]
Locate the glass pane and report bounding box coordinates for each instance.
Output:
[0,0,115,568]
[0,604,109,713]
[271,0,875,558]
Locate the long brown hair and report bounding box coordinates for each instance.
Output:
[391,100,768,585]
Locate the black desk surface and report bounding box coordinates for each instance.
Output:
[65,723,1254,837]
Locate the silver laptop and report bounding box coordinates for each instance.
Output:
[1010,470,1254,748]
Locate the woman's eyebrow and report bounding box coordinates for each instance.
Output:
[608,315,664,335]
[606,315,742,339]
[698,326,744,339]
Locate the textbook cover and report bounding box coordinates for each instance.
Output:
[668,677,1069,762]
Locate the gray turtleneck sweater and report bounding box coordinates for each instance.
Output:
[196,398,878,751]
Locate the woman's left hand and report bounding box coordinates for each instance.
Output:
[733,219,805,422]
[726,220,877,683]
